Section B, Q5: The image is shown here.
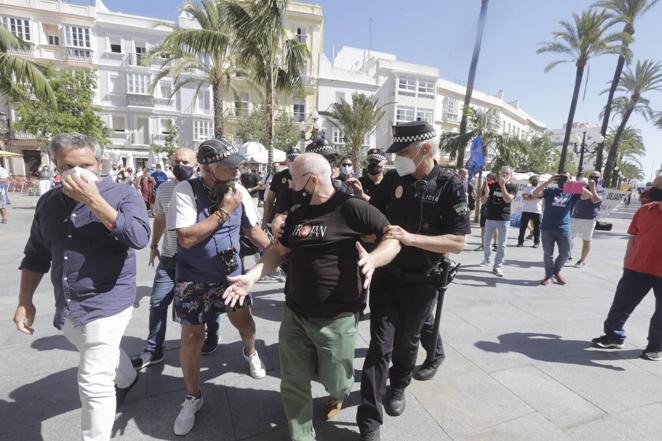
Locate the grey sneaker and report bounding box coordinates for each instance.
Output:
[641,349,662,361]
[493,268,504,277]
[173,393,204,435]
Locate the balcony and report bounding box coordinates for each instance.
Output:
[65,48,93,63]
[7,47,34,57]
[444,112,459,123]
[126,94,154,107]
[110,131,129,145]
[154,97,175,107]
[130,132,151,146]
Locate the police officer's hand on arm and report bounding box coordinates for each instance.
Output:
[223,243,291,307]
[384,225,465,254]
[356,238,401,289]
[177,188,242,249]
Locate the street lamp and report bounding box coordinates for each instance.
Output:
[300,110,325,144]
[572,131,604,179]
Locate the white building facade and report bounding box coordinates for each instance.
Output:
[0,0,323,175]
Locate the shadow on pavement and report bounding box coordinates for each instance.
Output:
[454,273,540,288]
[475,332,640,371]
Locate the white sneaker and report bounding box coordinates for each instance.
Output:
[480,260,490,267]
[243,348,266,379]
[493,268,504,277]
[173,393,204,436]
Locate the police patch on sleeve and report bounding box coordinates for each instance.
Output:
[453,202,469,216]
[395,185,404,199]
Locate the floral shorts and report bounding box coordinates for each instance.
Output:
[173,281,253,326]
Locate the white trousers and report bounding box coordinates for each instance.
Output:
[62,306,136,441]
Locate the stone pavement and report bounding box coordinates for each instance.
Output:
[1,194,660,441]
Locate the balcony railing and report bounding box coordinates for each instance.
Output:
[154,97,175,107]
[65,48,92,63]
[126,94,154,107]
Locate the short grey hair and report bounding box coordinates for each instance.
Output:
[50,133,103,161]
[296,153,332,183]
[415,136,439,157]
[500,165,513,174]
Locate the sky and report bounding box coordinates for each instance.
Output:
[95,0,662,182]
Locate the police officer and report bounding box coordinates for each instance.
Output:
[262,147,300,231]
[351,148,387,201]
[357,121,471,441]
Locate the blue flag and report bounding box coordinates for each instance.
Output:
[465,135,484,180]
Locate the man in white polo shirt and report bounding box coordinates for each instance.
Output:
[517,175,542,248]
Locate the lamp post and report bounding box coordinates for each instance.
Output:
[299,110,325,146]
[572,131,604,179]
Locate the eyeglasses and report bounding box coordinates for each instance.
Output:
[341,163,352,167]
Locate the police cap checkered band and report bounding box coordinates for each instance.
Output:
[387,120,437,153]
[366,148,386,161]
[305,139,337,158]
[286,147,301,161]
[392,131,436,143]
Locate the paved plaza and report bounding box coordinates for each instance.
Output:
[1,194,660,441]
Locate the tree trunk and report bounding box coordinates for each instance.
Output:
[473,170,483,223]
[212,81,224,139]
[603,101,635,187]
[595,54,626,172]
[456,0,489,168]
[558,64,585,173]
[352,140,361,174]
[266,84,274,167]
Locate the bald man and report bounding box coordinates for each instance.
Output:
[223,153,401,441]
[131,148,221,369]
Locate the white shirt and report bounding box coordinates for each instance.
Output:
[153,180,178,257]
[521,185,542,214]
[167,180,259,231]
[0,166,9,179]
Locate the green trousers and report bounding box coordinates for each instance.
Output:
[279,305,358,441]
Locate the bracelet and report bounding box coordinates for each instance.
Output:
[214,210,227,224]
[218,208,230,218]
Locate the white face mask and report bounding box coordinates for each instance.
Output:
[61,166,99,182]
[288,163,294,174]
[393,146,424,176]
[341,165,353,176]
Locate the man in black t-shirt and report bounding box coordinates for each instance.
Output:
[262,148,300,229]
[223,153,401,441]
[479,165,517,277]
[357,121,471,441]
[240,167,260,196]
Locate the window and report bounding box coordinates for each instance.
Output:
[47,35,60,46]
[446,97,459,114]
[66,26,91,48]
[112,115,126,132]
[416,109,434,124]
[1,17,32,42]
[396,106,415,123]
[332,127,345,145]
[296,27,307,43]
[108,73,123,95]
[194,120,213,141]
[197,90,211,113]
[159,118,174,134]
[418,79,435,96]
[135,45,146,64]
[398,77,416,96]
[127,73,150,94]
[159,80,172,99]
[234,92,249,116]
[335,92,346,103]
[293,98,306,122]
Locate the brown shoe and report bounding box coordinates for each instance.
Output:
[322,396,343,420]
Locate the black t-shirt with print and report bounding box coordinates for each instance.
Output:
[279,191,389,318]
[486,182,518,221]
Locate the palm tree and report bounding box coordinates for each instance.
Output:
[0,26,54,104]
[603,59,662,186]
[592,0,658,171]
[440,107,522,221]
[537,9,624,172]
[456,0,489,168]
[227,0,308,166]
[320,93,388,167]
[145,0,234,139]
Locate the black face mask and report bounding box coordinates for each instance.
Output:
[294,176,314,207]
[367,163,383,176]
[530,180,539,186]
[557,176,568,188]
[172,165,194,181]
[649,187,662,202]
[213,177,238,195]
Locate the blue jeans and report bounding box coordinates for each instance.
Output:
[483,220,509,269]
[541,229,571,278]
[604,269,662,351]
[144,256,219,354]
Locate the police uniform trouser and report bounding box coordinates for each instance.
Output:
[357,267,442,433]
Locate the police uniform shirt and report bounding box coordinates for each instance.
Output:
[369,164,471,271]
[359,175,382,197]
[279,191,389,318]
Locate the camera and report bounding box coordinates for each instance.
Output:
[219,246,238,273]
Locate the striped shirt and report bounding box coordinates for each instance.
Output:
[154,180,178,257]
